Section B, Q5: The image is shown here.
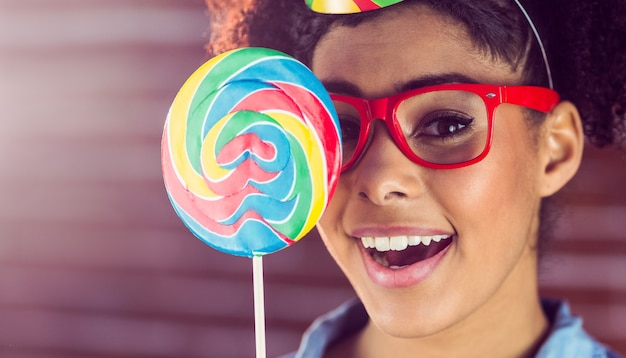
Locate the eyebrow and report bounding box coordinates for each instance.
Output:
[396,73,480,93]
[321,80,364,97]
[321,72,480,98]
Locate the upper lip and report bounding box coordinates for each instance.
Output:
[350,226,455,239]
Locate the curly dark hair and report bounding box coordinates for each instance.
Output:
[213,0,626,148]
[540,0,626,148]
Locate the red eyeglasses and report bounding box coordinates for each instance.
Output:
[330,83,559,171]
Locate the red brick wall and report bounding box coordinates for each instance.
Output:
[0,1,624,357]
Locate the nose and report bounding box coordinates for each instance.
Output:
[348,121,424,205]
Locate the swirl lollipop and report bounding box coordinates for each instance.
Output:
[306,0,404,14]
[161,47,341,357]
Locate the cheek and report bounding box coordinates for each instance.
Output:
[428,109,543,253]
[434,165,533,234]
[317,179,351,252]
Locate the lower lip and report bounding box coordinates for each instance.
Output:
[360,239,453,289]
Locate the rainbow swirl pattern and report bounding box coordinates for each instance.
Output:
[306,0,404,14]
[162,48,341,258]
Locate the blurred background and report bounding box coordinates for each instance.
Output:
[0,0,624,357]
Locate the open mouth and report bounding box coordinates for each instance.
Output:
[360,235,454,269]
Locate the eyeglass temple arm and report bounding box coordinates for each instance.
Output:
[502,86,560,113]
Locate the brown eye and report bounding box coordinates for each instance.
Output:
[339,116,361,143]
[420,112,474,137]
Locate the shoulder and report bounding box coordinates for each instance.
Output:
[537,298,623,358]
[283,298,367,358]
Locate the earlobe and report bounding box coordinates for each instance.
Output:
[539,101,585,197]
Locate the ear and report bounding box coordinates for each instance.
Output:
[539,101,585,197]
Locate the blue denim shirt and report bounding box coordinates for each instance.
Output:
[281,298,622,358]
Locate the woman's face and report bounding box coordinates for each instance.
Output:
[312,5,547,338]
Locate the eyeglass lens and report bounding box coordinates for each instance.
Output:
[333,90,490,167]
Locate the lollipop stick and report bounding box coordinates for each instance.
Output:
[253,255,267,358]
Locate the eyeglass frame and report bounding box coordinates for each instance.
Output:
[330,83,560,171]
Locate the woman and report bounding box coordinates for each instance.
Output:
[220,0,625,356]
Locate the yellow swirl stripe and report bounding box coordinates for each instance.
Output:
[263,110,328,238]
[167,52,232,200]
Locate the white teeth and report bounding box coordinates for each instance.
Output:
[361,237,376,249]
[389,236,408,251]
[408,236,421,246]
[361,235,451,252]
[375,237,391,252]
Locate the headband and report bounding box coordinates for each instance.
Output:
[306,0,554,89]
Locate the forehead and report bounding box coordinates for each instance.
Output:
[311,5,521,98]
